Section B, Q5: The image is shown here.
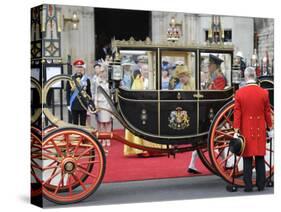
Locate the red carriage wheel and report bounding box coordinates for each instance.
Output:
[42,126,96,193]
[208,101,274,186]
[31,127,43,197]
[43,125,57,136]
[42,127,106,204]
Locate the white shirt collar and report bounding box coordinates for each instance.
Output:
[246,79,256,84]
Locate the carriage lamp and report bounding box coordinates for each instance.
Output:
[63,11,79,30]
[112,65,123,81]
[111,52,123,81]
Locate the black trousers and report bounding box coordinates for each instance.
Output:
[71,110,87,126]
[243,156,266,190]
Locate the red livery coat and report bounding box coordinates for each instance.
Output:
[233,84,272,157]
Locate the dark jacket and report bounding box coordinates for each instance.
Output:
[67,74,92,111]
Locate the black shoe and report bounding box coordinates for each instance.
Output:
[257,187,264,191]
[225,166,233,170]
[187,168,202,174]
[244,188,253,192]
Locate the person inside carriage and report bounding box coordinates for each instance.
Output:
[168,64,203,174]
[174,64,195,90]
[123,66,166,157]
[120,56,134,89]
[161,61,171,90]
[206,54,226,90]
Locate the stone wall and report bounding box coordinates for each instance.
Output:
[59,5,95,74]
[152,12,254,62]
[255,18,274,65]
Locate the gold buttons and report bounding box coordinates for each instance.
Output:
[250,116,253,119]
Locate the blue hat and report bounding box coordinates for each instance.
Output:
[162,63,170,71]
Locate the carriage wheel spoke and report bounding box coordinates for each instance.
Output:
[213,143,229,150]
[31,158,42,170]
[42,153,60,162]
[54,171,65,194]
[67,174,73,195]
[229,156,242,177]
[31,167,43,183]
[73,138,83,156]
[45,139,64,158]
[78,160,100,165]
[264,160,273,168]
[266,148,274,153]
[215,148,226,160]
[77,146,94,160]
[72,173,87,191]
[215,130,234,139]
[65,134,71,157]
[218,152,234,166]
[77,165,97,178]
[43,170,60,185]
[223,114,233,126]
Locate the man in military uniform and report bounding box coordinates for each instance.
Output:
[207,54,226,90]
[67,59,92,126]
[233,67,273,192]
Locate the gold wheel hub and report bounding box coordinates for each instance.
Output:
[62,158,76,173]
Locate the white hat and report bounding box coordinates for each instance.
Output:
[236,51,243,58]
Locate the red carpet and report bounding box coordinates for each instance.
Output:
[101,130,211,183]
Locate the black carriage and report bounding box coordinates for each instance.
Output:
[31,39,274,204]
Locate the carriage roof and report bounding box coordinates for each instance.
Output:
[111,37,235,51]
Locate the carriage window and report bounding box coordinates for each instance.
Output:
[119,50,156,90]
[200,53,232,90]
[161,51,196,90]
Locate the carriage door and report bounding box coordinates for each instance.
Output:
[198,51,234,134]
[159,50,198,137]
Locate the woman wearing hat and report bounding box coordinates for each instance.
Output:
[124,69,166,157]
[95,65,112,149]
[161,62,171,90]
[174,65,195,90]
[120,57,134,89]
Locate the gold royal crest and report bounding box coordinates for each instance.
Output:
[168,107,190,130]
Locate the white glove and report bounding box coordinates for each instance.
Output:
[268,129,274,139]
[233,132,239,139]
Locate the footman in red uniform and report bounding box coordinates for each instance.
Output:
[233,67,273,192]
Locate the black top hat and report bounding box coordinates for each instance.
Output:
[209,54,224,66]
[229,135,246,156]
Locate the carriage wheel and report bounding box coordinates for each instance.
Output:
[208,101,274,186]
[42,125,95,193]
[42,127,106,204]
[197,147,218,175]
[31,127,43,197]
[43,125,57,136]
